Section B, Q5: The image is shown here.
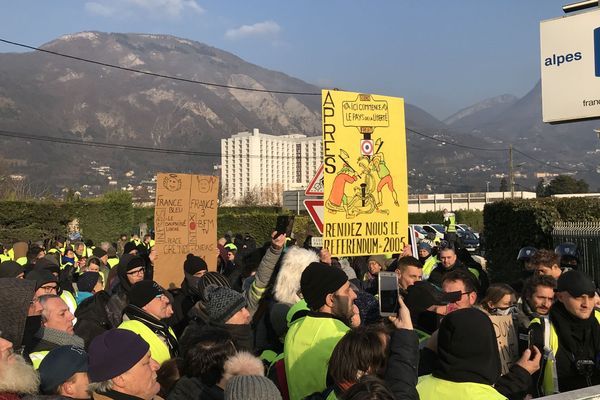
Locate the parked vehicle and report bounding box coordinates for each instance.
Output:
[422,224,445,239]
[410,224,428,240]
[457,229,480,253]
[457,223,479,238]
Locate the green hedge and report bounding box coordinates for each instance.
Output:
[0,192,134,245]
[483,198,600,282]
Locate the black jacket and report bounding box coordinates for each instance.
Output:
[74,290,113,349]
[167,377,223,400]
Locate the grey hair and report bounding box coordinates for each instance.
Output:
[88,380,114,393]
[38,294,61,323]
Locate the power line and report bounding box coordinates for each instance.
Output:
[512,148,587,173]
[0,129,321,160]
[0,38,322,96]
[406,127,507,152]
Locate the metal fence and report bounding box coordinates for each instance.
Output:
[552,222,600,284]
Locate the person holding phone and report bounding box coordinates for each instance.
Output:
[284,262,356,400]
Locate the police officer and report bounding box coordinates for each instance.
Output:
[555,242,580,271]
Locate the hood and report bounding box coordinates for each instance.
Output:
[0,278,35,347]
[74,290,112,324]
[273,246,319,305]
[434,308,501,385]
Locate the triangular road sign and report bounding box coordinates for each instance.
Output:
[305,163,324,196]
[303,199,324,234]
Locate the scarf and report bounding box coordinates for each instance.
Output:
[550,302,600,362]
[209,321,254,352]
[35,327,85,348]
[124,304,179,358]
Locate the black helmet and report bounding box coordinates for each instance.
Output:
[517,246,537,262]
[555,242,579,266]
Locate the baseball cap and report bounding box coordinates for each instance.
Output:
[404,281,461,314]
[556,270,596,297]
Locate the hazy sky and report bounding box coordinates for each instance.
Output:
[0,0,571,119]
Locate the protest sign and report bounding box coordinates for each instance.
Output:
[490,314,520,375]
[154,173,218,288]
[321,90,408,257]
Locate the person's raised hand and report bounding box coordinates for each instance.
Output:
[320,248,332,265]
[388,296,413,330]
[516,346,541,375]
[271,231,286,250]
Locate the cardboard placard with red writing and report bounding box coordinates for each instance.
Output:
[154,173,218,289]
[490,314,519,375]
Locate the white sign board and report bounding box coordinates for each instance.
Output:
[540,9,600,122]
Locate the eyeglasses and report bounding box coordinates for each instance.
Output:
[39,284,58,293]
[127,267,145,276]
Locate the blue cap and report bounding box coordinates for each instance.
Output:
[39,346,88,394]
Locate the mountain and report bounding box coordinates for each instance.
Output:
[0,31,597,195]
[444,94,518,130]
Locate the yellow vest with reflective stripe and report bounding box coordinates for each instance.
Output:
[417,374,507,400]
[60,291,78,325]
[530,310,600,395]
[107,258,119,269]
[30,350,50,369]
[118,319,175,365]
[422,256,438,280]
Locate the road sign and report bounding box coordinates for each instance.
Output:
[310,236,323,248]
[303,199,324,234]
[305,163,324,196]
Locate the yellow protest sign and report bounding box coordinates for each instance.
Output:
[489,314,519,375]
[322,90,408,257]
[154,173,219,288]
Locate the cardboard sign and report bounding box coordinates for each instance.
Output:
[154,173,219,288]
[490,314,519,375]
[322,90,408,257]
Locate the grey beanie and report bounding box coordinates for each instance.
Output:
[225,375,282,400]
[205,284,246,324]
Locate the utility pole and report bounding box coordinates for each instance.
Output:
[509,145,514,198]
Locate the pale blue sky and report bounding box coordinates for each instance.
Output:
[0,1,571,119]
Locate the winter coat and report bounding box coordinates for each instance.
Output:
[74,290,113,349]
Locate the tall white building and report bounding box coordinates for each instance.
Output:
[221,128,322,204]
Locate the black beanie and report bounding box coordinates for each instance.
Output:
[129,280,164,308]
[25,269,58,290]
[92,247,107,258]
[123,242,137,255]
[300,262,348,310]
[184,254,208,275]
[77,272,101,293]
[125,255,146,271]
[0,260,25,278]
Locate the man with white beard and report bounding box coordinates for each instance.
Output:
[0,335,40,399]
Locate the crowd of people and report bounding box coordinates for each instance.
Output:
[0,224,599,400]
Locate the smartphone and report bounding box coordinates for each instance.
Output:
[275,215,295,238]
[378,271,400,317]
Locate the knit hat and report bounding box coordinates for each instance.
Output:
[557,270,596,297]
[39,346,88,394]
[225,375,282,400]
[123,242,137,255]
[0,260,24,278]
[34,258,60,276]
[25,269,58,290]
[418,242,432,253]
[124,255,146,271]
[77,272,101,293]
[204,285,246,324]
[129,280,164,308]
[183,254,208,275]
[368,255,387,269]
[198,272,231,302]
[92,247,107,258]
[300,262,348,310]
[88,329,149,382]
